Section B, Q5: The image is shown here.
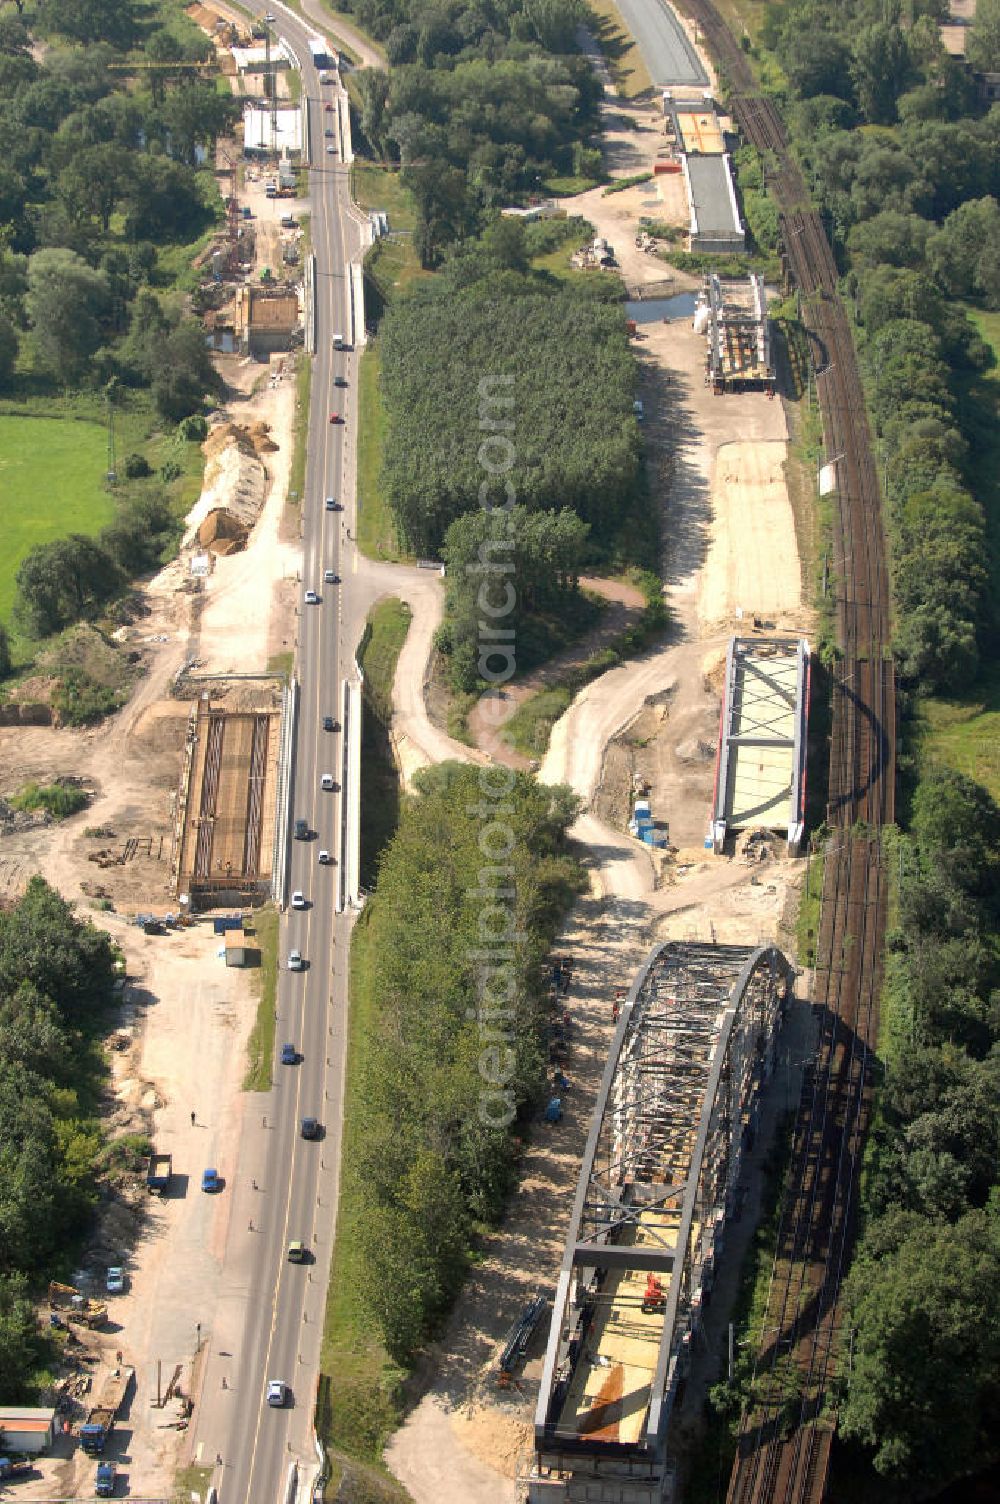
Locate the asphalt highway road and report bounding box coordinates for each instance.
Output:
[614,0,708,86]
[201,11,368,1500]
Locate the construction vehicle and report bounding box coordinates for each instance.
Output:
[641,1274,666,1314]
[80,1366,134,1454]
[95,1460,117,1496]
[48,1282,108,1328]
[146,1151,172,1194]
[0,1457,33,1480]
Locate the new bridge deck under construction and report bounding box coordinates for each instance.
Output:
[174,700,281,905]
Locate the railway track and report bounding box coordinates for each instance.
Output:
[674,4,896,1501]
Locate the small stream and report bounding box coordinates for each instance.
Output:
[625,292,699,323]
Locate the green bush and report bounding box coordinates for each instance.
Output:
[9,782,89,819]
[179,414,208,441]
[603,172,653,195]
[52,671,125,727]
[122,453,152,479]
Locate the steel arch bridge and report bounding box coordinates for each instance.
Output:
[531,942,793,1503]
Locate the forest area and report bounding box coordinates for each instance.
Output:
[0,879,126,1399]
[322,765,584,1457]
[706,0,1000,1495]
[756,0,1000,689]
[345,0,603,263]
[375,217,651,692]
[0,0,235,686]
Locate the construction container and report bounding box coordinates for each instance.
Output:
[654,160,682,174]
[634,799,652,819]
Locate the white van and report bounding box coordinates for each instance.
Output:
[333,332,344,350]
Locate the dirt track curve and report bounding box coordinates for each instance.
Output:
[675,7,896,1502]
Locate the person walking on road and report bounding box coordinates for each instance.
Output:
[190,1110,196,1127]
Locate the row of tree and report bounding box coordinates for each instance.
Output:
[378,236,640,558]
[438,504,591,690]
[839,770,1000,1492]
[0,878,120,1398]
[348,0,601,263]
[345,763,584,1360]
[750,0,1000,690]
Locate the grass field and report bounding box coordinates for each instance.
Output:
[350,163,416,231]
[915,308,1000,804]
[243,907,278,1092]
[0,416,115,624]
[504,686,574,757]
[356,347,406,562]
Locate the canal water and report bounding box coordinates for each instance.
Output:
[625,292,699,323]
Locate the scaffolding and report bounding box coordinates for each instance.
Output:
[702,274,774,393]
[531,942,792,1504]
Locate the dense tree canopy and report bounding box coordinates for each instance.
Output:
[344,0,600,261]
[759,0,1000,685]
[14,535,123,638]
[346,764,584,1359]
[0,1,235,407]
[843,773,1000,1490]
[0,879,119,1395]
[379,272,639,555]
[842,1208,1000,1489]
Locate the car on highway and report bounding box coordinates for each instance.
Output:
[287,1240,307,1263]
[320,773,338,791]
[326,145,336,155]
[280,1042,297,1065]
[105,1267,125,1295]
[324,569,337,584]
[291,889,306,909]
[325,495,339,510]
[304,588,319,604]
[329,412,341,423]
[264,10,276,21]
[324,128,334,137]
[300,1116,320,1139]
[266,1379,288,1408]
[294,817,309,839]
[333,374,347,387]
[201,1167,220,1193]
[288,949,304,971]
[323,716,339,732]
[318,848,332,865]
[324,102,333,111]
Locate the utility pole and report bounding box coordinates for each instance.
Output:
[105,380,118,486]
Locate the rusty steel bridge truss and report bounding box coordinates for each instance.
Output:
[531,942,793,1503]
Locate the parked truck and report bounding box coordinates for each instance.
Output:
[0,1457,33,1480]
[146,1151,172,1194]
[95,1459,117,1495]
[48,1282,108,1328]
[80,1366,133,1454]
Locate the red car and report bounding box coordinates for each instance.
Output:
[329,412,341,424]
[324,103,334,112]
